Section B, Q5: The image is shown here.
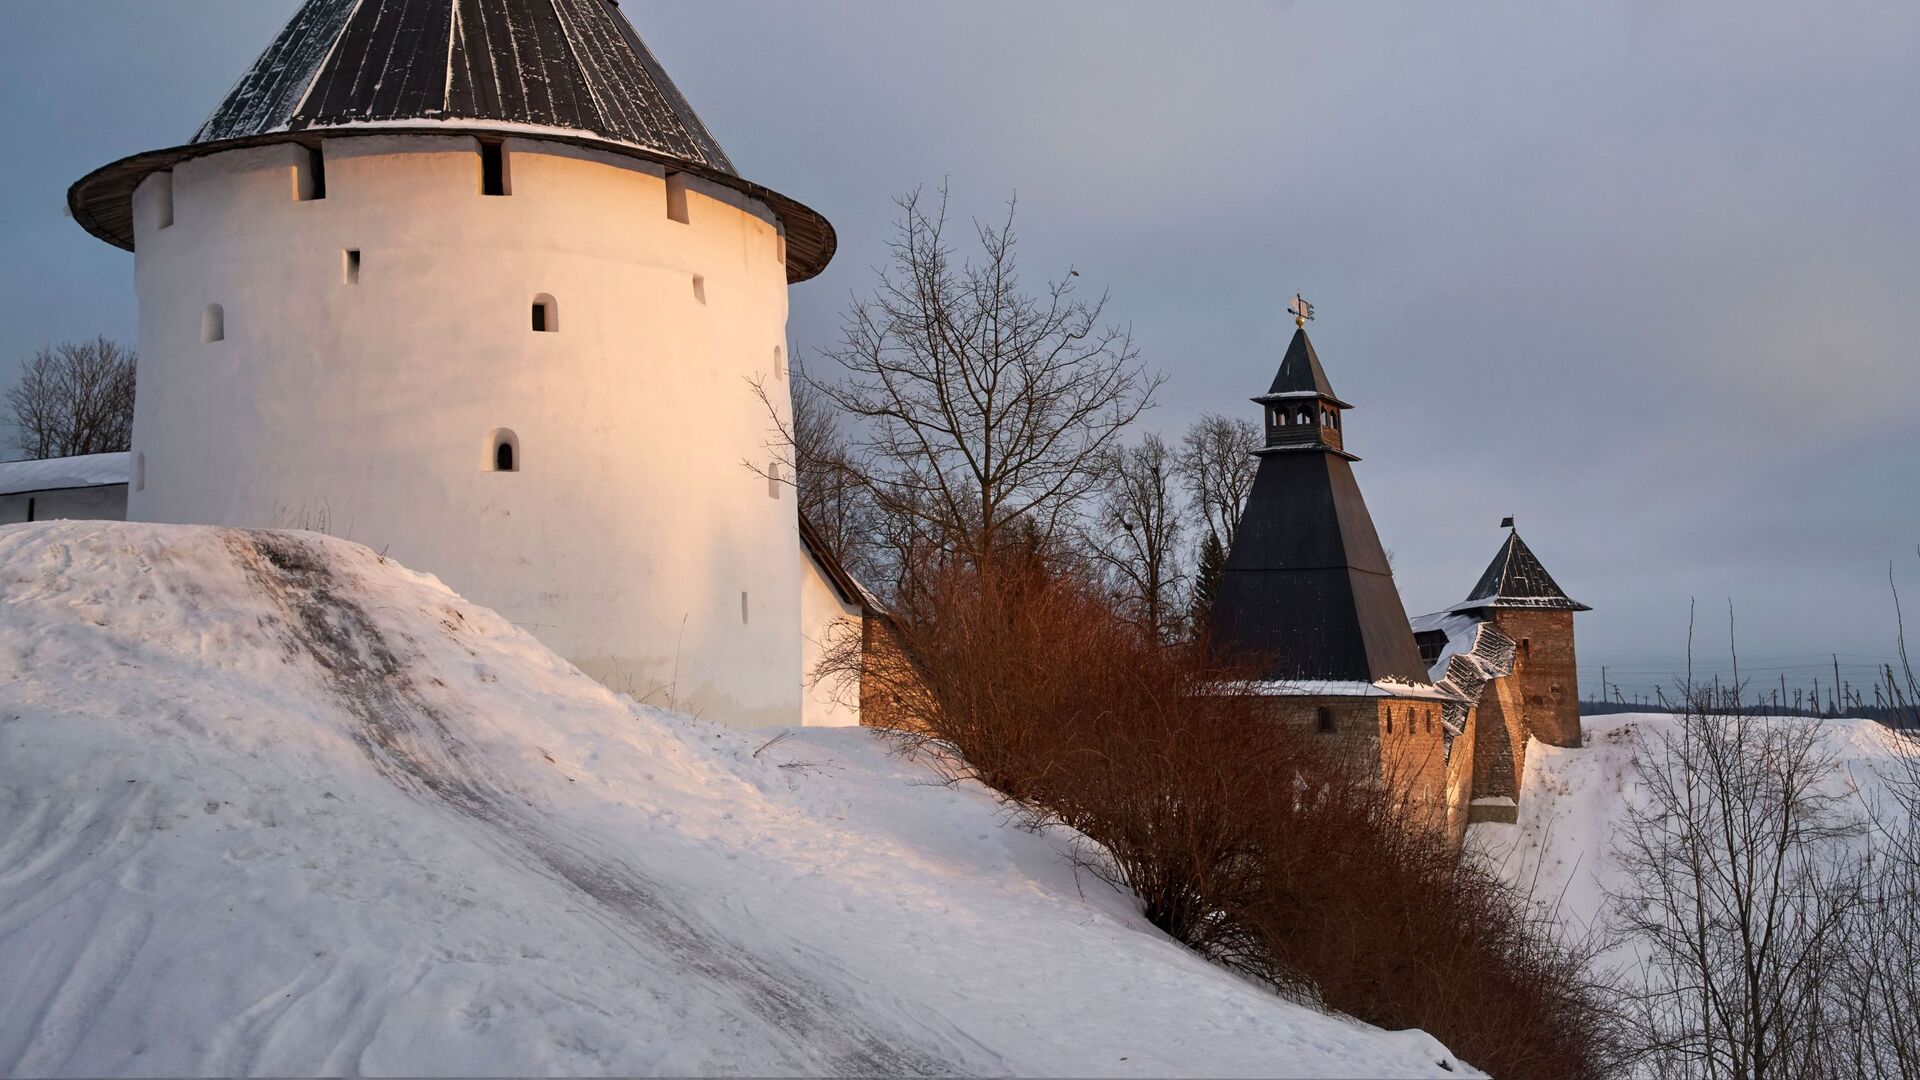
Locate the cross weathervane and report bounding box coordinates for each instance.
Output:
[1289,293,1315,328]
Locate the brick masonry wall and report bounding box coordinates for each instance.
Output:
[1249,696,1453,835]
[1490,609,1581,748]
[1470,609,1580,799]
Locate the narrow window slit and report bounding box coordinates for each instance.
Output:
[344,249,361,285]
[202,304,225,343]
[665,172,690,224]
[481,141,510,196]
[692,275,706,304]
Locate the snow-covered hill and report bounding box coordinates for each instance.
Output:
[1469,711,1914,948]
[0,522,1466,1077]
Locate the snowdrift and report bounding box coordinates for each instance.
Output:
[0,522,1466,1077]
[1470,711,1915,947]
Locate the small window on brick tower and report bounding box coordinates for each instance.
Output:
[1317,707,1335,734]
[1386,710,1394,734]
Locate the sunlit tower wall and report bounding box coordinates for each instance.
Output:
[70,0,838,728]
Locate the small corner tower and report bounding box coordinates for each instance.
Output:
[1451,522,1589,756]
[68,0,836,727]
[1208,303,1446,793]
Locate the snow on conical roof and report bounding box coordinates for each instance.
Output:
[69,0,835,281]
[195,0,735,176]
[1451,528,1591,613]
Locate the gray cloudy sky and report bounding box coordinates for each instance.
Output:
[3,2,1916,701]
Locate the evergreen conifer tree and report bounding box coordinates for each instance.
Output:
[1190,531,1226,633]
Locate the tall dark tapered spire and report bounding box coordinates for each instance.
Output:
[1209,327,1430,685]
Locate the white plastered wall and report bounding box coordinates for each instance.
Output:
[0,485,129,526]
[127,134,803,727]
[798,548,862,727]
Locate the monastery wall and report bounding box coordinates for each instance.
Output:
[126,134,803,727]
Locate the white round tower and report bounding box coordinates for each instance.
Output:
[70,0,838,728]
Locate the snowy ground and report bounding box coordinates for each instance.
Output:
[1469,711,1916,954]
[0,522,1468,1077]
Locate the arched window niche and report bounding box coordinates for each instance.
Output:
[488,428,520,473]
[1316,706,1336,734]
[531,294,558,333]
[202,304,225,343]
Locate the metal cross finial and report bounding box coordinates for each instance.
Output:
[1288,293,1315,328]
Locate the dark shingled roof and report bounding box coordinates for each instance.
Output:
[194,0,735,175]
[1209,331,1431,689]
[69,0,835,282]
[1451,529,1591,613]
[1254,329,1352,408]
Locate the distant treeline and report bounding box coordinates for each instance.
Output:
[1580,700,1914,728]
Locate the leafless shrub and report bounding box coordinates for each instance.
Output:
[827,554,1614,1079]
[5,337,136,459]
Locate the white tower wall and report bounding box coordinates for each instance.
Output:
[128,134,803,727]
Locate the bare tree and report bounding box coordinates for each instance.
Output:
[815,186,1161,582]
[5,337,136,459]
[1177,412,1260,550]
[1608,678,1873,1080]
[749,357,883,582]
[1086,434,1186,642]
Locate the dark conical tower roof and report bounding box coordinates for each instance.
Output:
[1209,328,1432,688]
[70,0,834,281]
[1258,329,1351,406]
[194,0,735,176]
[1451,528,1590,613]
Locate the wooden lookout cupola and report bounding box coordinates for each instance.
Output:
[1253,328,1356,459]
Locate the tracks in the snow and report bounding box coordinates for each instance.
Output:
[229,531,954,1076]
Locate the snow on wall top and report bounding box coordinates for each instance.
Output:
[0,451,130,497]
[194,0,736,177]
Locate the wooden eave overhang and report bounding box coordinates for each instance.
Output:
[68,127,836,284]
